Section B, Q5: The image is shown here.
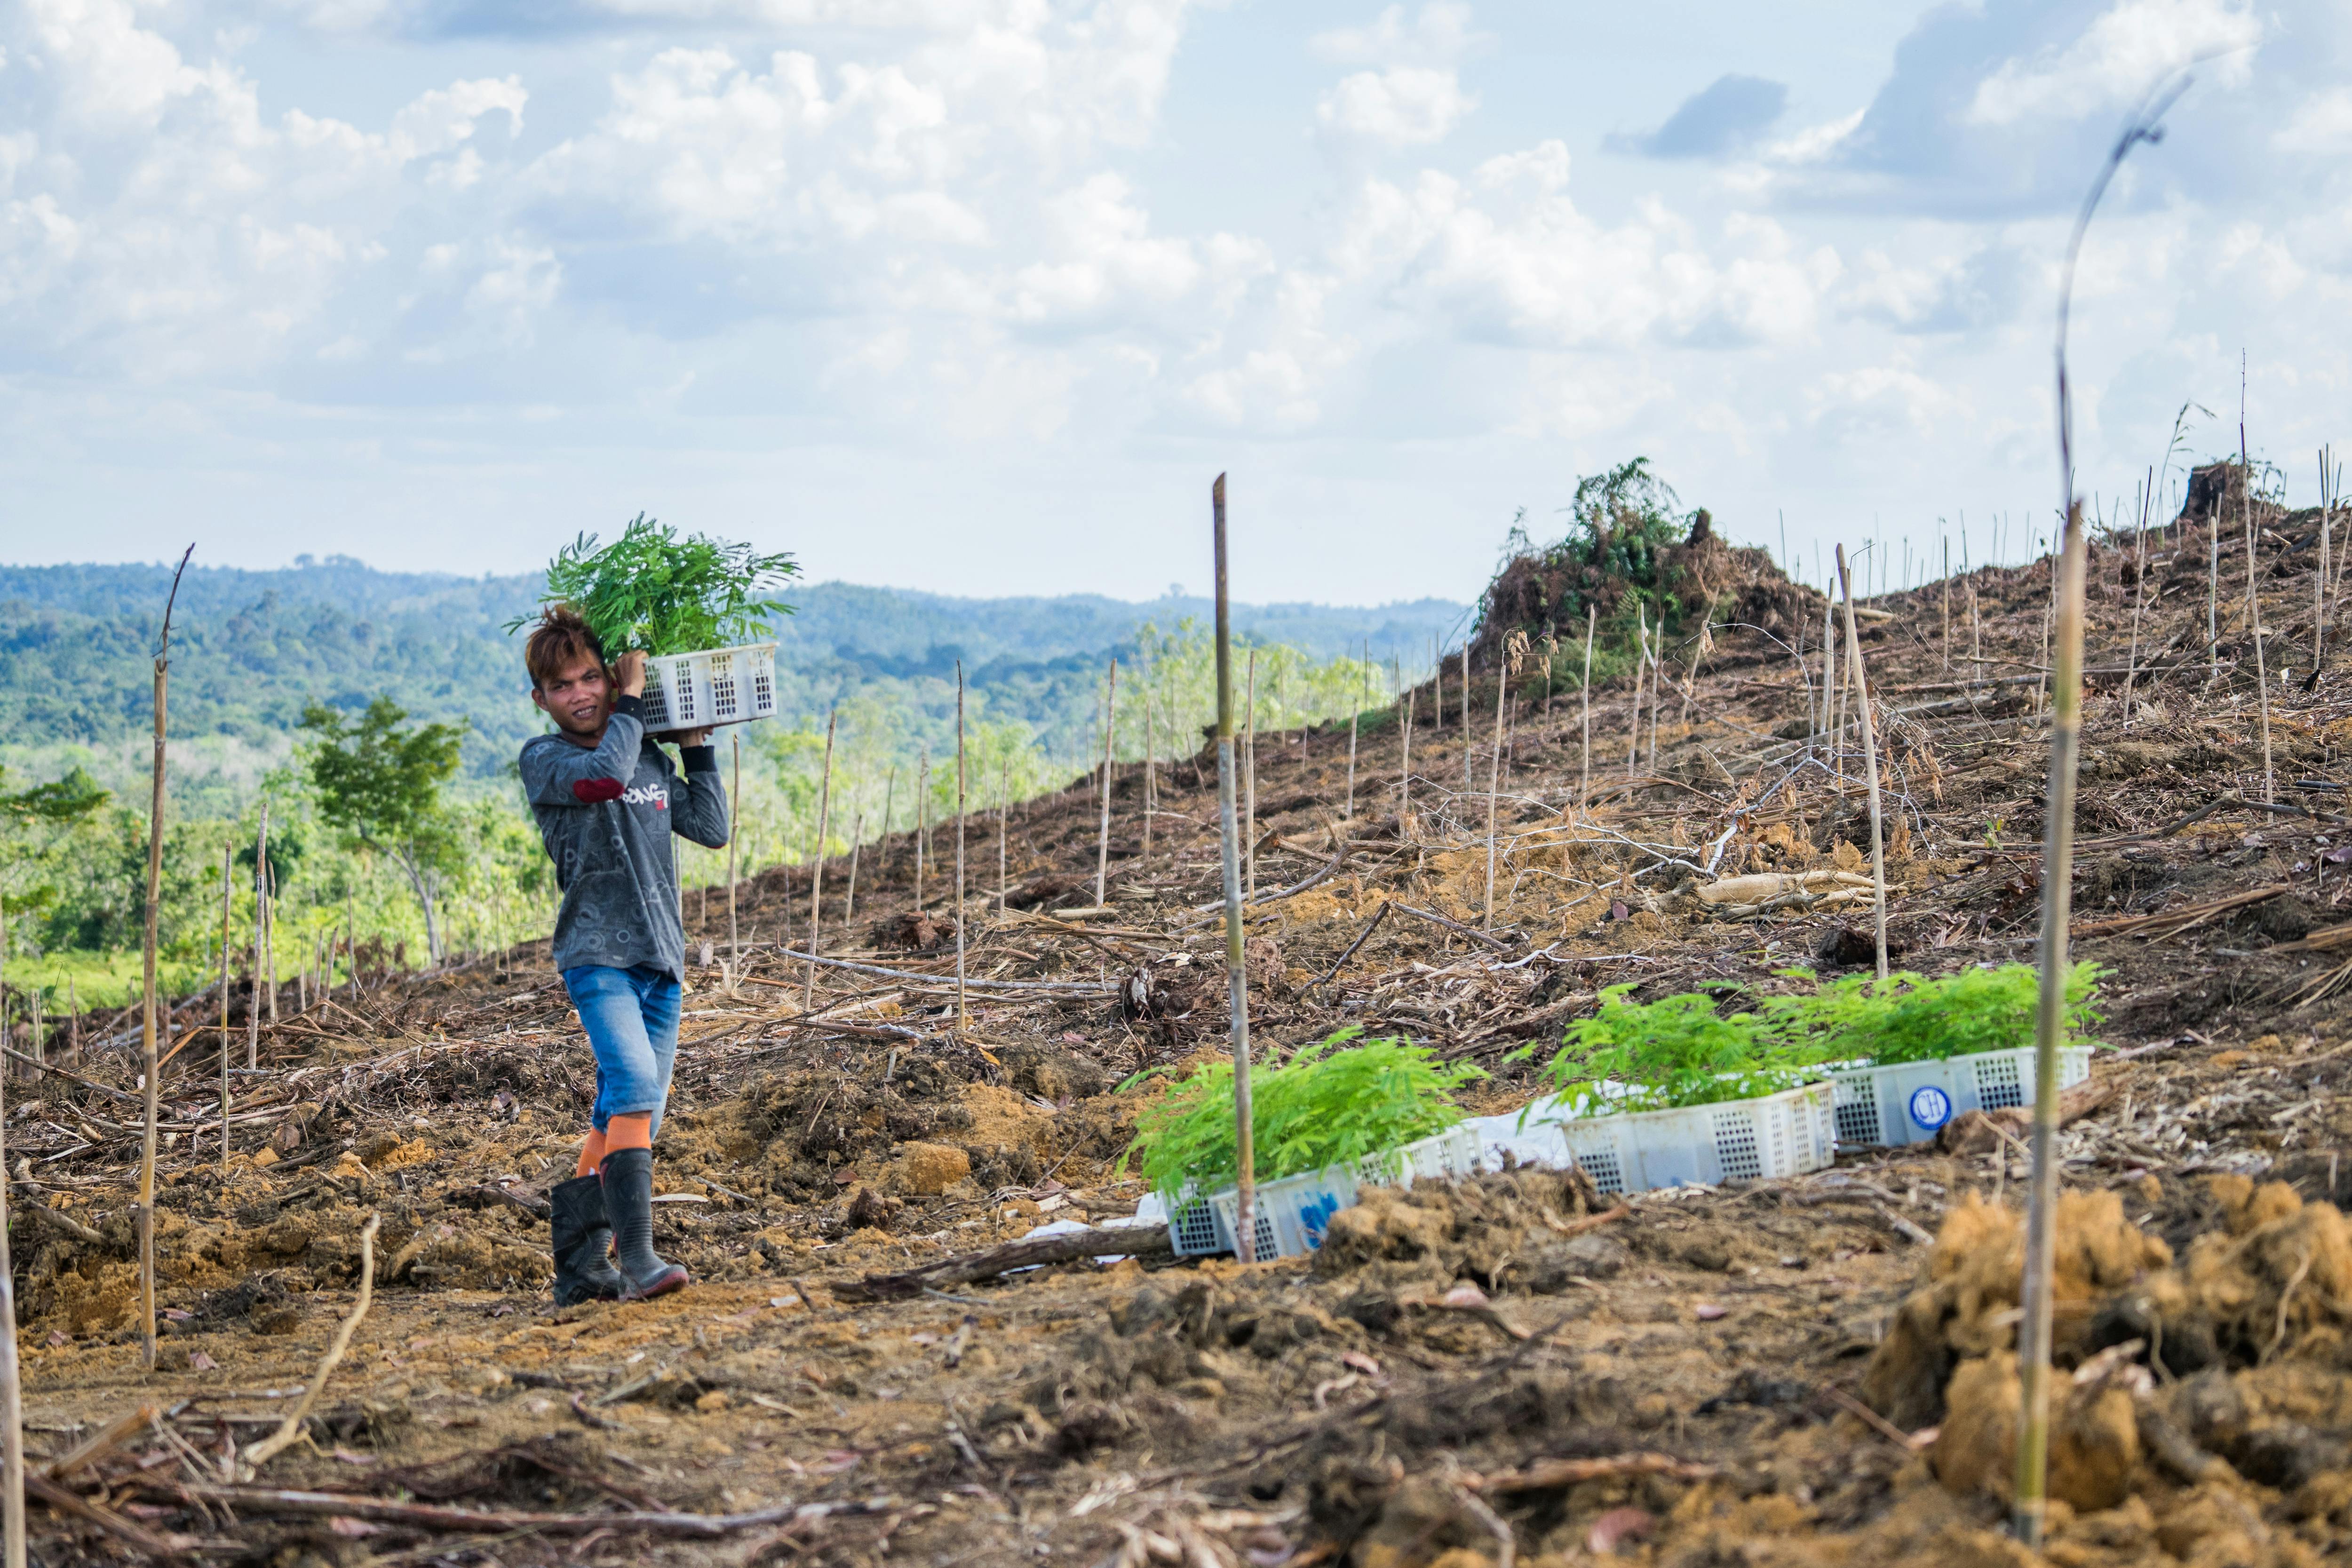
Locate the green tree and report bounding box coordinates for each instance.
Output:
[300,698,468,964]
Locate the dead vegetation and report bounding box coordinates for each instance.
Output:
[8,497,2352,1566]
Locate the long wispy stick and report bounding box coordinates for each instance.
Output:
[802,709,837,1013]
[138,544,194,1378]
[1211,476,1255,1264]
[2017,72,2187,1550]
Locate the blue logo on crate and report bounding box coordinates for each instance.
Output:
[1908,1085,1954,1131]
[1297,1192,1343,1246]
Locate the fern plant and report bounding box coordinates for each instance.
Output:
[1125,1030,1483,1199]
[506,515,799,657]
[1516,983,1825,1118]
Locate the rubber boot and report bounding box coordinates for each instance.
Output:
[597,1147,690,1300]
[549,1175,625,1306]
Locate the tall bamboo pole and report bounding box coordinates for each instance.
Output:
[1626,604,1646,780]
[915,751,930,909]
[802,709,837,1013]
[218,844,231,1170]
[2242,368,2275,803]
[0,896,17,1568]
[997,759,1011,915]
[1211,475,1256,1266]
[139,545,192,1377]
[2018,81,2180,1546]
[1398,688,1415,822]
[727,735,741,981]
[1142,678,1156,864]
[1579,605,1595,815]
[880,767,898,897]
[1835,545,1890,981]
[1343,639,1363,822]
[1482,640,1510,931]
[1243,650,1258,902]
[2318,448,2330,670]
[1941,537,1952,670]
[1459,645,1471,795]
[1094,658,1118,907]
[955,663,969,1034]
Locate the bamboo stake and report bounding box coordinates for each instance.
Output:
[246,804,268,1073]
[2121,470,2152,726]
[1095,658,1117,907]
[1579,605,1595,816]
[802,710,837,1014]
[1941,536,1952,670]
[217,847,231,1167]
[727,735,740,984]
[1646,633,1663,775]
[1460,645,1472,795]
[1970,580,1982,665]
[843,809,864,929]
[2019,81,2179,1547]
[1211,475,1255,1265]
[1626,603,1645,780]
[880,767,898,896]
[1432,636,1442,743]
[2242,366,2275,803]
[1482,637,1517,931]
[955,663,969,1033]
[2320,447,2332,669]
[138,545,191,1378]
[2208,472,2222,687]
[1398,687,1415,823]
[1142,677,1156,865]
[1343,639,1363,822]
[997,759,1010,915]
[0,899,18,1568]
[1243,650,1258,902]
[915,751,929,909]
[1835,544,1889,981]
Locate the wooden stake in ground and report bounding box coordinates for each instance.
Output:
[0,896,16,1568]
[915,751,930,909]
[2241,369,2275,803]
[1142,676,1156,864]
[1579,604,1595,815]
[2319,447,2331,670]
[727,734,741,982]
[1343,638,1363,822]
[1094,658,1118,907]
[1210,475,1256,1266]
[997,760,1010,915]
[1460,645,1472,794]
[843,808,865,929]
[879,766,898,899]
[1834,544,1890,981]
[2016,84,2179,1546]
[955,662,969,1034]
[218,844,231,1170]
[1941,538,1952,670]
[802,709,837,1014]
[137,545,192,1375]
[1482,634,1523,931]
[1243,649,1258,902]
[1398,686,1415,823]
[1626,602,1646,780]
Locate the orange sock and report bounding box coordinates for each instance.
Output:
[604,1113,653,1157]
[575,1129,607,1179]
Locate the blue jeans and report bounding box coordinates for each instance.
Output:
[563,964,681,1138]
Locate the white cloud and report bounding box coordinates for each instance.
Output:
[1311,2,1478,66]
[1316,65,1476,149]
[1967,0,2261,127]
[2274,86,2352,153]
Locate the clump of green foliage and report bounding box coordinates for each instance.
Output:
[1126,1030,1485,1198]
[508,515,799,657]
[1763,961,2103,1066]
[1518,983,1827,1118]
[1520,962,2105,1120]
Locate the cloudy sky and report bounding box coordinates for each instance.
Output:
[3,0,2345,604]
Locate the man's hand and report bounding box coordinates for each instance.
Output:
[612,651,647,698]
[675,727,715,748]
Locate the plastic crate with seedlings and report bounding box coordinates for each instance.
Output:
[1125,1030,1485,1260]
[507,514,798,731]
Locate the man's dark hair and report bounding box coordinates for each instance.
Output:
[525,604,606,691]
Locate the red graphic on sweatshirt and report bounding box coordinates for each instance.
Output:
[572,777,625,804]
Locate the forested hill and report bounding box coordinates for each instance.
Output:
[0,557,1464,785]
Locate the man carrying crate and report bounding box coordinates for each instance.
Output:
[518,606,730,1302]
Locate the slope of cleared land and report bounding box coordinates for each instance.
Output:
[13,498,2352,1568]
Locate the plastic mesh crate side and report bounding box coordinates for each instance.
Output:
[1972,1051,2026,1110]
[1165,1190,1226,1256]
[707,650,741,722]
[744,645,779,719]
[1710,1105,1764,1183]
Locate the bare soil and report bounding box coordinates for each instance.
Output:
[16,504,2352,1567]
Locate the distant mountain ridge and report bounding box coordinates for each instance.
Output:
[0,557,1467,786]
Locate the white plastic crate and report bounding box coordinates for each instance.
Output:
[1184,1124,1485,1260]
[1164,1185,1232,1258]
[638,643,779,732]
[1536,1082,1837,1197]
[1828,1046,2093,1147]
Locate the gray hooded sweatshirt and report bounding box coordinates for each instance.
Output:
[519,693,730,981]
